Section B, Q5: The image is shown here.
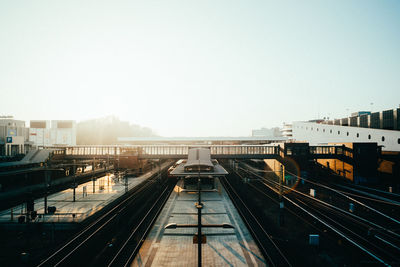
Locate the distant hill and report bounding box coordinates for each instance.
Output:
[77,116,156,145]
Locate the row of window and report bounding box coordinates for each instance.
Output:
[296,125,400,144]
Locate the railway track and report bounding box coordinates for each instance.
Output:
[241,160,400,228]
[106,181,174,267]
[333,183,400,206]
[220,175,292,267]
[288,191,400,265]
[36,170,176,267]
[237,163,400,266]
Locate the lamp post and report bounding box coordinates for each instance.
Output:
[197,162,202,267]
[166,148,229,267]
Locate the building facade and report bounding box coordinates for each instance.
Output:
[29,120,76,147]
[281,123,293,140]
[323,108,400,130]
[0,117,31,156]
[292,121,400,152]
[290,108,400,152]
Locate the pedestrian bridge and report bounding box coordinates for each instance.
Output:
[48,145,282,160]
[44,144,355,163]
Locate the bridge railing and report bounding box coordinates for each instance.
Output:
[336,146,353,158]
[140,145,280,156]
[209,145,279,156]
[44,145,354,160]
[310,146,336,155]
[309,145,353,158]
[48,145,281,157]
[66,146,121,156]
[140,145,189,156]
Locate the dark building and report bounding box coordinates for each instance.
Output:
[359,114,369,128]
[350,116,358,127]
[341,118,349,126]
[382,109,395,130]
[370,112,380,129]
[397,109,400,130]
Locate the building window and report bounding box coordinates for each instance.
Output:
[311,127,313,131]
[382,136,385,142]
[338,131,340,135]
[330,129,332,133]
[323,129,325,133]
[398,138,400,144]
[346,132,349,136]
[357,133,359,138]
[368,134,371,140]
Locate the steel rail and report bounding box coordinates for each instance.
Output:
[237,163,400,226]
[240,160,400,206]
[107,181,175,267]
[239,165,400,240]
[251,177,391,266]
[36,177,158,267]
[55,179,157,266]
[293,196,399,263]
[285,169,400,225]
[237,162,400,264]
[221,175,292,267]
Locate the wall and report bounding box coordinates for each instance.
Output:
[316,158,353,181]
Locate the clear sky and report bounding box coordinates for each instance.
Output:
[1,1,399,136]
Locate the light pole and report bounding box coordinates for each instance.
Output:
[165,158,232,267]
[197,160,202,267]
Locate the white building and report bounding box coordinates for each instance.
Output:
[292,121,400,152]
[29,120,76,147]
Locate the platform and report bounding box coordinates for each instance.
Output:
[132,178,266,266]
[0,162,172,224]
